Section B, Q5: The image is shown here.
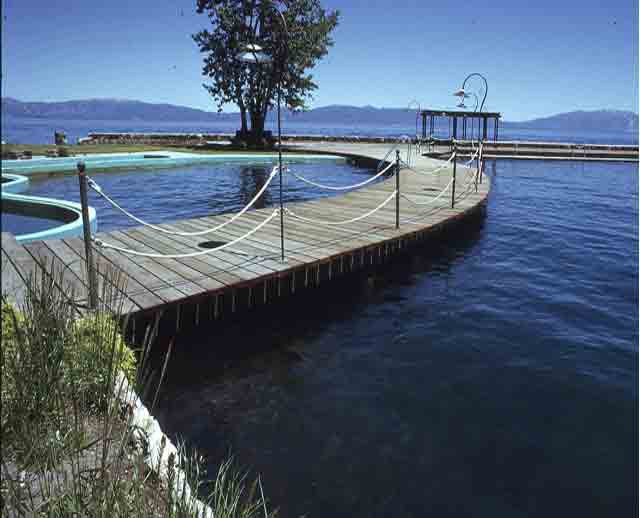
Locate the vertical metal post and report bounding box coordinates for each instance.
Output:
[277,87,285,262]
[77,161,98,309]
[429,116,434,153]
[479,141,484,184]
[475,140,480,192]
[451,142,457,209]
[395,150,400,229]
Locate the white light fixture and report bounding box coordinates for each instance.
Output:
[453,88,470,98]
[236,43,272,64]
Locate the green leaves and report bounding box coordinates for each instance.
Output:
[194,0,339,138]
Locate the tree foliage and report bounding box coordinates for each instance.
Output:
[193,0,339,142]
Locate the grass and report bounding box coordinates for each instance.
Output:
[1,260,276,518]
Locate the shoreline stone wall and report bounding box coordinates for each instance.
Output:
[81,132,407,146]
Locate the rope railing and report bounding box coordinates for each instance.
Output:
[463,144,480,166]
[285,189,398,226]
[88,165,280,237]
[289,160,394,191]
[401,152,457,177]
[92,209,279,259]
[78,139,483,268]
[376,136,413,174]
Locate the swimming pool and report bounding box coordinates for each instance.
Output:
[0,151,346,175]
[3,153,378,239]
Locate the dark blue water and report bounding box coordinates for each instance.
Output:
[2,116,638,145]
[1,213,62,235]
[5,125,637,515]
[19,160,377,233]
[149,159,638,517]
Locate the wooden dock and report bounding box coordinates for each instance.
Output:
[1,143,489,335]
[429,139,638,162]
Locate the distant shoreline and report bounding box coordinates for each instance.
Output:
[2,98,638,133]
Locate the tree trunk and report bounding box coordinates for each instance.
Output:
[250,110,265,141]
[239,106,248,134]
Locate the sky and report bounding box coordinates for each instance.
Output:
[1,0,638,121]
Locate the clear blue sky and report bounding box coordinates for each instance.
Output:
[1,0,638,121]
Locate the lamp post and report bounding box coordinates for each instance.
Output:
[453,72,488,112]
[455,91,478,112]
[454,74,488,146]
[455,92,480,141]
[407,99,421,140]
[237,4,289,262]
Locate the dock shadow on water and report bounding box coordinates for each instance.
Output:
[150,157,638,518]
[150,221,490,515]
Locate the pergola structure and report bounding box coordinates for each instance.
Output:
[420,109,501,144]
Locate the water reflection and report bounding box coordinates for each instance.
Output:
[238,165,271,209]
[153,216,485,376]
[152,158,638,518]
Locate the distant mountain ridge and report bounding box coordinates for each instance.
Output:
[506,110,638,132]
[1,97,235,122]
[2,97,638,132]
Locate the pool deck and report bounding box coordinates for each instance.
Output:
[1,142,489,334]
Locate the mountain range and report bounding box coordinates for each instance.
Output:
[2,97,638,132]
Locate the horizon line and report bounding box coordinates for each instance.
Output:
[2,96,639,123]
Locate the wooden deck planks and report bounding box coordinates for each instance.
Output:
[2,143,490,318]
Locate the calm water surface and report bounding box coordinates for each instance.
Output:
[149,159,638,517]
[3,116,638,145]
[19,160,376,233]
[1,213,63,235]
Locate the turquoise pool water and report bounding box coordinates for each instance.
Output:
[1,151,345,175]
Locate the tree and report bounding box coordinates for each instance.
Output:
[193,0,339,145]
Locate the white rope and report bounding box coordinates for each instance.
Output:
[376,136,409,173]
[400,177,454,206]
[88,166,280,237]
[289,161,394,191]
[285,189,397,226]
[402,152,456,176]
[463,145,480,166]
[92,209,279,258]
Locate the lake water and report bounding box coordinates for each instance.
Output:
[3,119,638,516]
[18,159,376,234]
[2,116,639,146]
[146,158,638,517]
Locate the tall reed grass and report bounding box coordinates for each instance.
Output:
[1,258,275,518]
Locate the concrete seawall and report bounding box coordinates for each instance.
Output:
[82,132,407,146]
[80,132,639,161]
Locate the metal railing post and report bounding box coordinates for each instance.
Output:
[395,150,400,229]
[479,140,484,184]
[451,142,457,209]
[77,161,98,309]
[475,140,481,192]
[277,87,285,262]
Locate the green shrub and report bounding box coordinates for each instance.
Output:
[66,312,137,411]
[1,300,21,428]
[1,264,277,518]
